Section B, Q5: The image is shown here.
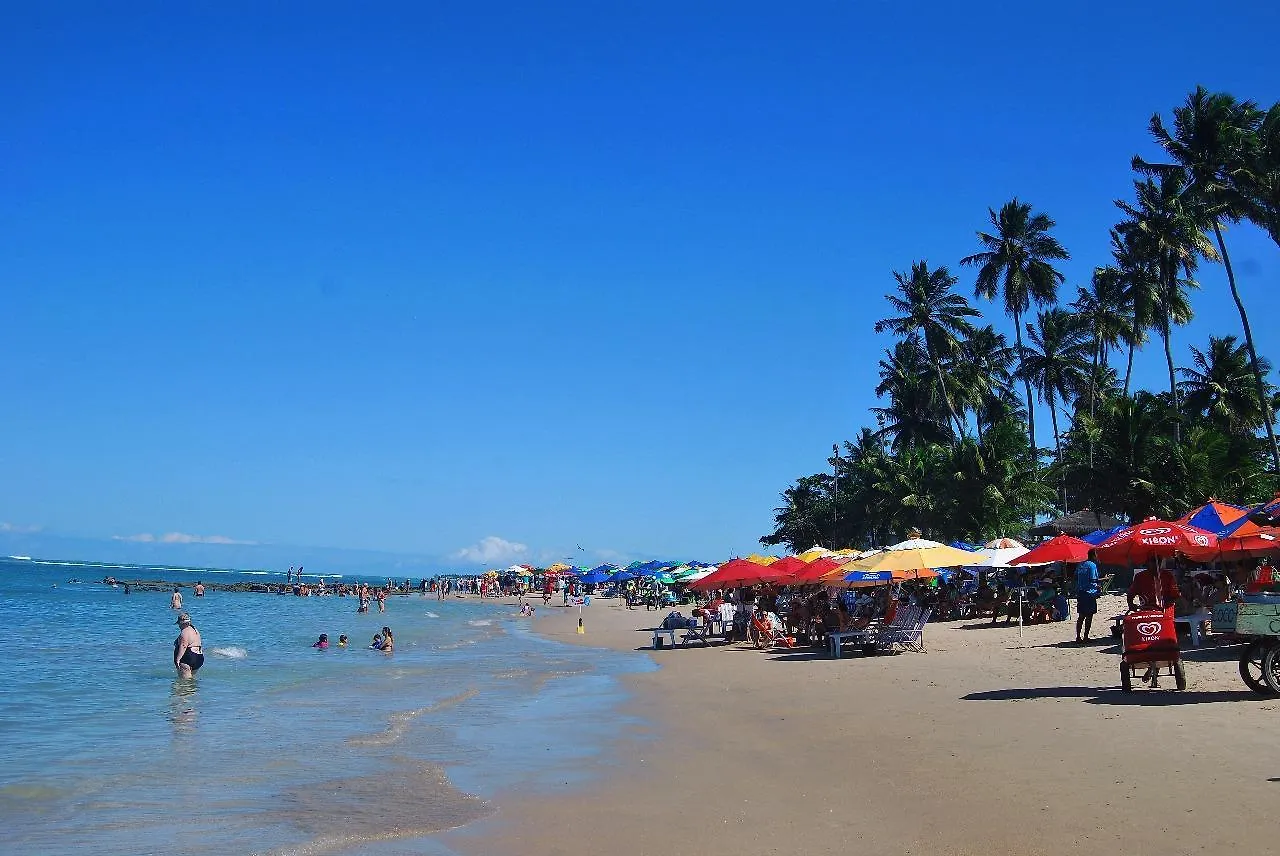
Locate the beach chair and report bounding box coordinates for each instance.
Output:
[681,619,711,647]
[748,611,796,649]
[873,608,932,654]
[829,605,917,658]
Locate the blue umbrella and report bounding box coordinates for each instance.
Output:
[1080,525,1126,545]
[580,570,612,584]
[607,570,636,583]
[948,540,981,552]
[842,570,893,586]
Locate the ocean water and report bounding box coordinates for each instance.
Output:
[0,558,653,855]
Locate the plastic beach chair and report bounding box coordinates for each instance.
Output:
[873,607,932,654]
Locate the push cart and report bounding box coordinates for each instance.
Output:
[1120,607,1186,692]
[1228,601,1280,695]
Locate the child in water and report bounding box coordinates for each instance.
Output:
[338,635,348,648]
[370,634,384,650]
[312,634,329,649]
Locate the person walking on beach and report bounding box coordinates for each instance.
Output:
[170,587,183,611]
[173,613,204,678]
[1075,549,1101,643]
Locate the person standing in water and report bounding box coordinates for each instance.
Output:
[170,587,183,611]
[173,613,204,677]
[194,581,205,597]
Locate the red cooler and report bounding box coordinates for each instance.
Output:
[1122,607,1178,655]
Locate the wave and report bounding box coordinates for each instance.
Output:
[347,689,479,747]
[424,612,440,618]
[210,646,248,659]
[466,619,492,627]
[7,555,31,561]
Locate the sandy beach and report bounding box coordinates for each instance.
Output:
[450,597,1280,856]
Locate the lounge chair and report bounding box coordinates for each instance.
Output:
[830,605,919,658]
[871,607,932,654]
[748,611,796,649]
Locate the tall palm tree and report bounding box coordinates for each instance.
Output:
[961,199,1070,452]
[1178,335,1276,436]
[1070,266,1132,419]
[1017,309,1091,512]
[1135,87,1279,472]
[1242,102,1280,246]
[955,325,1020,441]
[1116,174,1214,443]
[874,262,978,440]
[872,340,953,452]
[1108,229,1157,395]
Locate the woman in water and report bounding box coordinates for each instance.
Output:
[379,626,394,653]
[312,634,329,649]
[173,613,203,678]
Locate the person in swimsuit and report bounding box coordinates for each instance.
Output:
[170,588,183,611]
[173,612,204,677]
[379,626,394,653]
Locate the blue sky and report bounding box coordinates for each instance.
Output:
[2,2,1278,570]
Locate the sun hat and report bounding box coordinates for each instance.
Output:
[175,612,192,626]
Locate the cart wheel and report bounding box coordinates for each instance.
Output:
[1173,659,1187,691]
[1263,644,1280,695]
[1121,663,1132,693]
[1238,642,1275,696]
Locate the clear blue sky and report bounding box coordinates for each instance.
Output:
[2,2,1278,569]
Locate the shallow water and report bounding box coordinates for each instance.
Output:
[0,558,652,855]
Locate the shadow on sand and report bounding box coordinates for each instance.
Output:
[962,685,1262,706]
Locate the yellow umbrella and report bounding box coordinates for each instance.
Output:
[744,553,779,565]
[837,542,986,574]
[546,563,572,573]
[797,546,834,562]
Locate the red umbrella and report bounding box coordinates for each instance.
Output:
[1094,518,1219,565]
[1010,535,1092,566]
[765,556,808,582]
[1216,529,1280,559]
[791,556,844,584]
[689,558,789,591]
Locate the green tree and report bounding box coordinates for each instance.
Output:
[1178,335,1276,436]
[874,261,978,440]
[1017,308,1092,512]
[1136,87,1279,472]
[955,325,1021,441]
[961,199,1071,452]
[872,339,954,451]
[1071,265,1132,419]
[1116,174,1214,442]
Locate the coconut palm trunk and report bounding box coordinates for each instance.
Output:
[1211,220,1280,472]
[1012,308,1036,450]
[1161,317,1181,444]
[925,339,964,440]
[1124,312,1139,395]
[1048,392,1066,515]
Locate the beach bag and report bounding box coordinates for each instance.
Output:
[662,611,684,629]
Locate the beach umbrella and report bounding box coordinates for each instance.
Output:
[1094,518,1219,565]
[797,546,834,562]
[744,553,780,566]
[838,540,987,574]
[1218,492,1280,538]
[964,547,1030,569]
[579,569,613,584]
[791,556,844,584]
[1176,499,1250,536]
[1080,525,1127,545]
[840,570,894,587]
[1010,535,1092,566]
[689,558,790,590]
[766,556,809,582]
[546,563,572,573]
[949,540,981,552]
[983,537,1026,550]
[1217,529,1280,559]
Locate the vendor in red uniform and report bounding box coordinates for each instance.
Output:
[1127,558,1181,610]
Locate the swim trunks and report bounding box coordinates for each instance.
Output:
[1076,593,1098,616]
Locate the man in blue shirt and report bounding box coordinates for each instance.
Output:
[1075,549,1101,643]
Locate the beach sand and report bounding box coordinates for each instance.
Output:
[449,596,1280,856]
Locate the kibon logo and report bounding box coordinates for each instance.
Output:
[1138,527,1171,536]
[1135,621,1162,637]
[1192,535,1210,546]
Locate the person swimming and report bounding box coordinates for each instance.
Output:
[312,634,329,649]
[370,634,384,650]
[173,613,203,677]
[338,635,348,647]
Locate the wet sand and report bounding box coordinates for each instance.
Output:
[450,596,1280,856]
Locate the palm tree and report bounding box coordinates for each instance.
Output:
[1242,101,1280,245]
[1017,309,1091,512]
[872,339,953,451]
[1136,87,1279,472]
[1108,229,1157,395]
[874,262,979,440]
[955,325,1020,441]
[1070,266,1132,419]
[961,199,1070,452]
[1179,335,1276,436]
[1116,174,1214,442]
